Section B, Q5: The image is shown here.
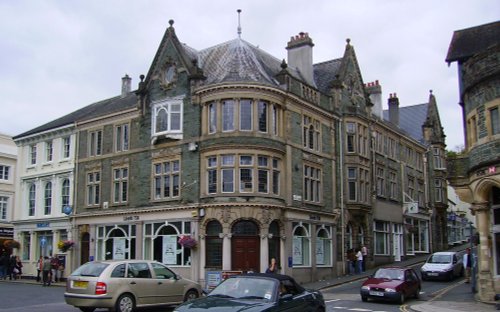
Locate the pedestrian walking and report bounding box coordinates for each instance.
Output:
[13,256,22,279]
[36,256,43,282]
[463,248,472,283]
[347,249,356,275]
[42,256,51,286]
[0,251,8,279]
[50,255,59,282]
[355,248,363,274]
[361,245,368,272]
[7,255,16,280]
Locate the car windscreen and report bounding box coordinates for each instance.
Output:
[373,268,404,280]
[427,254,452,264]
[209,277,277,300]
[71,262,109,277]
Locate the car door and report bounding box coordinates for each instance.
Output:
[276,278,309,312]
[151,262,185,304]
[405,270,419,297]
[126,262,158,305]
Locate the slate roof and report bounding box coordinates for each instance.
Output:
[313,59,343,94]
[14,92,138,140]
[197,38,284,86]
[446,21,500,63]
[383,103,428,143]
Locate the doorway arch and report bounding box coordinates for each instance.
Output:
[231,220,260,273]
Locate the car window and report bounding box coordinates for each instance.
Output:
[151,262,176,279]
[210,277,276,300]
[374,268,403,280]
[127,262,152,278]
[71,262,109,277]
[111,263,126,278]
[428,254,451,264]
[281,279,302,296]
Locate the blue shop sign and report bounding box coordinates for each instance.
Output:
[37,222,50,228]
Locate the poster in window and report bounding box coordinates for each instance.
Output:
[293,237,303,265]
[163,236,177,264]
[316,238,324,264]
[113,238,126,260]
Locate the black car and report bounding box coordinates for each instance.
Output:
[173,273,325,312]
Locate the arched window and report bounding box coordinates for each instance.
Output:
[232,220,258,235]
[61,179,70,212]
[28,183,36,216]
[316,226,332,266]
[358,226,364,246]
[206,220,223,268]
[292,223,310,266]
[96,224,136,261]
[44,182,52,215]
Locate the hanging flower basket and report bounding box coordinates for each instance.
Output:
[3,239,20,249]
[58,240,74,252]
[178,235,197,249]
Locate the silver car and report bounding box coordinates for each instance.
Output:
[420,251,464,281]
[64,260,202,312]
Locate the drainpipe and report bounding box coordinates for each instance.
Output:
[339,120,346,275]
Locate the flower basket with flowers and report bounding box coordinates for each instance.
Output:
[58,240,74,252]
[178,235,197,249]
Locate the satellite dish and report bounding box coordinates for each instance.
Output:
[63,206,73,215]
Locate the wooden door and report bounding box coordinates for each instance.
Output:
[232,236,260,273]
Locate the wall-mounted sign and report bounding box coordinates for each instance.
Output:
[0,227,14,237]
[37,222,50,228]
[123,215,139,221]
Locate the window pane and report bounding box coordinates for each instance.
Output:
[240,100,252,131]
[222,169,234,192]
[222,100,235,131]
[258,101,267,132]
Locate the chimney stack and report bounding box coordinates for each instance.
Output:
[365,80,382,118]
[121,74,131,97]
[388,93,400,126]
[286,32,315,86]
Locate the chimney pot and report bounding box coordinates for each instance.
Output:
[121,74,132,98]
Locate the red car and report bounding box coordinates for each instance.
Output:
[360,267,421,304]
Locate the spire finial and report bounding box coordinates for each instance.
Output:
[237,9,242,38]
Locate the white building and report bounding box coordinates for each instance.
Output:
[0,133,16,249]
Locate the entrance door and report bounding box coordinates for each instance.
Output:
[231,220,260,273]
[232,237,260,272]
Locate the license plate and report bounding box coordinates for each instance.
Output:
[428,273,438,276]
[73,281,88,288]
[369,291,384,296]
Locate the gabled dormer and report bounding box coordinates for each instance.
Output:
[335,39,368,113]
[138,20,204,144]
[422,91,446,146]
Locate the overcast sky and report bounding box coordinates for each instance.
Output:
[1,1,498,150]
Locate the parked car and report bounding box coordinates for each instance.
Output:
[64,260,203,312]
[360,267,421,304]
[420,251,463,281]
[173,273,325,312]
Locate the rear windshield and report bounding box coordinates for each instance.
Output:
[427,254,451,264]
[71,262,109,277]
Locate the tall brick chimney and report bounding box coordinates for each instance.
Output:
[286,32,315,86]
[121,74,131,98]
[388,93,400,126]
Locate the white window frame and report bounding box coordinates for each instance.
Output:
[0,196,8,220]
[62,136,71,159]
[152,97,184,139]
[292,222,311,267]
[89,130,103,157]
[316,226,332,266]
[0,165,10,181]
[113,167,129,204]
[115,123,130,152]
[45,140,53,163]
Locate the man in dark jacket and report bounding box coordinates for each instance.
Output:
[0,251,8,279]
[7,255,16,280]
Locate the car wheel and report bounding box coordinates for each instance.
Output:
[184,289,199,301]
[398,292,405,304]
[448,271,454,281]
[78,308,95,312]
[115,294,135,312]
[361,296,368,302]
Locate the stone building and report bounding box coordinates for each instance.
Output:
[446,21,500,301]
[11,19,448,285]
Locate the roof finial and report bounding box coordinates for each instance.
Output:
[237,9,242,39]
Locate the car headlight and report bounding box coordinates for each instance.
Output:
[361,286,370,290]
[385,288,396,293]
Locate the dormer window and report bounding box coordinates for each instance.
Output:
[152,96,184,140]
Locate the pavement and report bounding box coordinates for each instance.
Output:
[1,244,497,311]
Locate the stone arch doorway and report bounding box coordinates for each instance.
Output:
[231,220,260,273]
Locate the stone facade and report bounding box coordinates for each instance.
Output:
[446,21,500,302]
